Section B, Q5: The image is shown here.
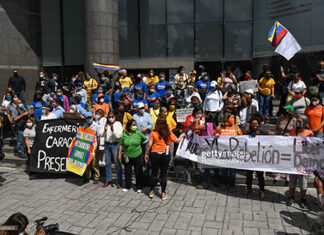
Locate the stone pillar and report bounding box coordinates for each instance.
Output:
[84,0,119,76]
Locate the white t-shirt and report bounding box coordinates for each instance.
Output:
[288,81,307,93]
[41,112,57,120]
[97,117,107,150]
[23,126,36,148]
[203,90,223,112]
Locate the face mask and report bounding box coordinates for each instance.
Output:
[115,86,120,90]
[72,78,76,82]
[169,105,176,110]
[119,108,125,113]
[86,118,93,124]
[312,101,320,106]
[77,87,81,91]
[210,87,216,92]
[250,126,258,132]
[139,109,145,114]
[195,113,202,119]
[150,73,154,77]
[26,123,33,128]
[181,71,185,74]
[101,77,106,81]
[179,82,184,87]
[13,72,18,76]
[137,94,143,99]
[99,98,104,103]
[13,97,18,102]
[160,77,165,82]
[154,104,160,109]
[203,77,208,81]
[108,117,115,123]
[192,103,199,108]
[18,232,25,235]
[39,74,44,78]
[18,103,24,109]
[228,118,235,126]
[42,109,47,115]
[296,122,304,129]
[57,92,62,96]
[150,89,155,93]
[295,93,302,99]
[95,114,101,121]
[131,126,137,132]
[98,90,103,93]
[166,91,173,96]
[5,96,11,101]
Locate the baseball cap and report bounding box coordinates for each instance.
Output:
[137,102,145,109]
[77,82,83,87]
[210,81,218,87]
[283,105,295,112]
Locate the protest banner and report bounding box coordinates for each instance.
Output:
[239,80,258,93]
[176,108,193,122]
[29,119,85,173]
[176,132,324,176]
[67,127,96,176]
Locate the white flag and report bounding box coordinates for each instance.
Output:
[275,32,301,60]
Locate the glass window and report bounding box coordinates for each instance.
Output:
[224,0,252,21]
[118,0,139,26]
[140,0,165,25]
[140,25,166,58]
[224,21,252,61]
[167,24,194,57]
[195,0,222,23]
[195,23,222,60]
[167,0,193,23]
[119,26,139,59]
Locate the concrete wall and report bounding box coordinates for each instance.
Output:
[120,59,194,72]
[0,4,39,102]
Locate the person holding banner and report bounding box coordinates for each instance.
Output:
[215,113,242,192]
[118,119,147,192]
[145,118,185,200]
[101,111,123,188]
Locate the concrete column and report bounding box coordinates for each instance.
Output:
[84,0,119,76]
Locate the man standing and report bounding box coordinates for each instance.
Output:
[8,69,26,107]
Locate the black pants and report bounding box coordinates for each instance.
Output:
[150,153,170,193]
[124,156,143,190]
[246,171,265,191]
[277,93,288,116]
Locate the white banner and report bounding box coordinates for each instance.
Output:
[176,133,324,176]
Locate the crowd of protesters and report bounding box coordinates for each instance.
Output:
[1,62,324,208]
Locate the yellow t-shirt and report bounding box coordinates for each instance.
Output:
[217,77,223,89]
[150,108,176,130]
[145,76,159,86]
[259,77,275,96]
[120,77,133,89]
[83,78,98,98]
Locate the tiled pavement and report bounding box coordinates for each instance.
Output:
[0,167,321,235]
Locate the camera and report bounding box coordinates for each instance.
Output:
[35,217,59,235]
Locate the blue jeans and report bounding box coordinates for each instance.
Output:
[221,168,236,188]
[204,168,220,184]
[315,132,323,138]
[104,142,122,183]
[17,128,25,155]
[259,94,271,116]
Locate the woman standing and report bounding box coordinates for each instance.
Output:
[257,71,275,120]
[101,111,123,188]
[24,118,36,177]
[118,119,147,192]
[203,81,223,126]
[287,73,307,103]
[304,94,324,138]
[95,109,107,167]
[145,118,185,200]
[287,115,313,208]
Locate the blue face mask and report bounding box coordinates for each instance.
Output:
[137,94,143,99]
[210,87,216,91]
[160,78,165,82]
[5,96,11,101]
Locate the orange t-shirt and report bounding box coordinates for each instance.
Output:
[215,125,242,136]
[304,104,324,133]
[150,131,177,153]
[93,103,109,116]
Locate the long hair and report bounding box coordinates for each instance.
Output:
[154,118,170,143]
[0,213,28,235]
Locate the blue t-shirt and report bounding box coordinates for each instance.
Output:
[31,100,47,119]
[112,90,122,103]
[99,81,111,94]
[92,93,111,104]
[146,92,161,107]
[194,80,210,90]
[132,82,147,93]
[155,81,170,98]
[131,99,148,114]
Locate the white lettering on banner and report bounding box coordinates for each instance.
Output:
[176,133,324,176]
[42,123,79,135]
[37,150,67,172]
[176,108,194,123]
[45,136,73,148]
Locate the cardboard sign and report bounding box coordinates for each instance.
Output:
[176,108,193,123]
[239,80,258,93]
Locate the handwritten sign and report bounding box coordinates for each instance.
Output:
[176,108,193,123]
[67,127,96,176]
[176,132,324,176]
[29,119,85,173]
[239,80,258,93]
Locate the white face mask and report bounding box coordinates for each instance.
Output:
[40,74,44,78]
[57,92,62,96]
[139,109,145,114]
[26,123,33,128]
[99,98,104,103]
[150,73,154,77]
[42,109,47,115]
[95,114,101,121]
[195,114,202,119]
[312,100,320,106]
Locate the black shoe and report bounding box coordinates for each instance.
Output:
[83,178,90,183]
[286,197,295,206]
[93,180,99,184]
[300,198,307,209]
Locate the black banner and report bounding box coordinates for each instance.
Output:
[29,119,85,173]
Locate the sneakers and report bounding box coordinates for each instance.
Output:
[149,190,154,198]
[161,192,168,200]
[300,198,307,209]
[264,115,269,120]
[286,197,295,206]
[122,188,129,192]
[99,161,105,167]
[137,189,142,193]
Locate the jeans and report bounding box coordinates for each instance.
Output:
[221,168,236,188]
[315,132,324,138]
[259,94,271,116]
[17,128,25,155]
[204,168,220,184]
[124,156,143,190]
[86,152,100,180]
[150,153,170,193]
[104,143,122,183]
[246,171,265,191]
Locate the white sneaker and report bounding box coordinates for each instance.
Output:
[122,188,129,192]
[137,189,142,193]
[99,161,105,167]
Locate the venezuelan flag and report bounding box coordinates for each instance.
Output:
[92,61,120,70]
[268,21,288,47]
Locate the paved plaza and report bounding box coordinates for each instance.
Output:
[0,167,321,235]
